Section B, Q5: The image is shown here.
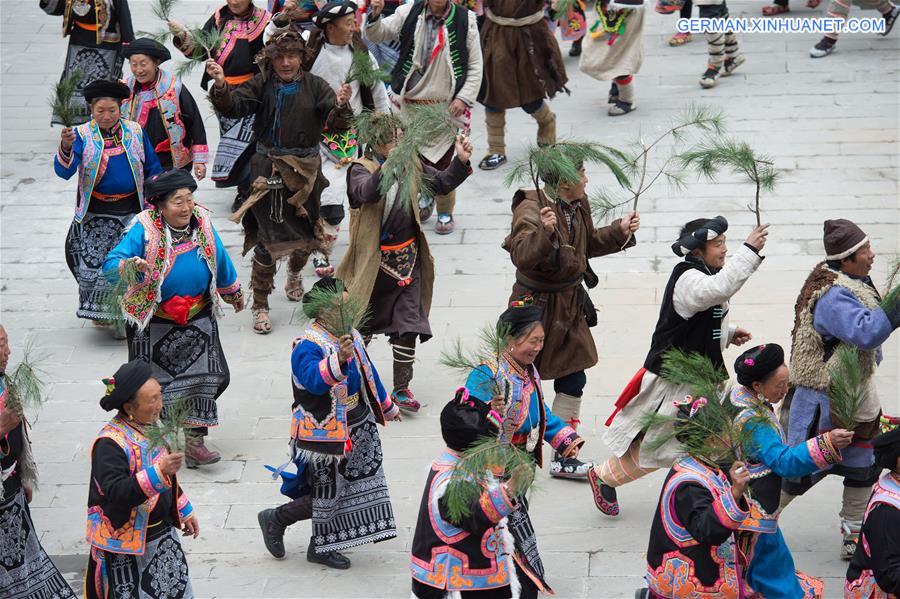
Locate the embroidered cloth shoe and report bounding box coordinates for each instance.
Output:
[435,213,455,235]
[307,543,351,569]
[608,101,636,116]
[699,66,721,88]
[312,254,334,278]
[478,153,507,171]
[841,519,861,561]
[418,195,435,222]
[881,4,900,35]
[809,37,835,58]
[550,453,593,479]
[722,54,746,76]
[569,37,583,57]
[185,437,221,468]
[589,467,620,516]
[258,509,286,559]
[392,388,421,413]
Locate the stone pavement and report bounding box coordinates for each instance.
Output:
[1,0,898,597]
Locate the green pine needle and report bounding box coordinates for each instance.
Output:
[101,260,142,327]
[439,322,512,398]
[443,436,536,523]
[376,103,455,209]
[660,348,728,401]
[353,110,404,149]
[175,27,224,76]
[677,137,779,226]
[504,141,631,191]
[145,397,192,452]
[880,258,900,316]
[49,69,84,127]
[552,0,579,20]
[345,49,390,87]
[827,346,869,430]
[302,280,371,337]
[3,343,47,416]
[151,0,178,21]
[136,29,173,44]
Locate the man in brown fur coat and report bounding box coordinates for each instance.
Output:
[503,155,639,479]
[337,115,472,413]
[781,218,900,560]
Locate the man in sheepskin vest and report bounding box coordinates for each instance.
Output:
[781,218,900,561]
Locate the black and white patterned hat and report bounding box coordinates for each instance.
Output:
[314,0,358,28]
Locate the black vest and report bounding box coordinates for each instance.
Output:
[643,260,727,374]
[389,0,470,97]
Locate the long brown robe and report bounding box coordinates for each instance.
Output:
[502,190,635,380]
[337,156,471,340]
[209,71,352,257]
[478,0,568,109]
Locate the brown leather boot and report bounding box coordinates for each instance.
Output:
[531,103,557,147]
[185,437,221,468]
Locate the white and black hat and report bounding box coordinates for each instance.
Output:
[671,215,729,257]
[314,0,357,29]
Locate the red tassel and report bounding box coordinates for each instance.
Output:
[397,277,413,287]
[344,438,353,454]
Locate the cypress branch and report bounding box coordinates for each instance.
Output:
[827,346,869,430]
[49,69,84,128]
[443,436,536,523]
[3,343,48,416]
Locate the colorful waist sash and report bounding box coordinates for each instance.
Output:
[155,295,207,325]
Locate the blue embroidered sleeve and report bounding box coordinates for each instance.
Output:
[465,365,497,404]
[746,421,824,478]
[54,131,84,179]
[141,132,163,177]
[813,287,892,351]
[291,339,345,395]
[102,220,146,282]
[212,228,241,298]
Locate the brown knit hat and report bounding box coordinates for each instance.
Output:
[824,219,868,260]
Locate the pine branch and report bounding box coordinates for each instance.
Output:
[880,258,900,316]
[443,436,536,523]
[101,260,142,327]
[677,137,780,227]
[145,397,191,452]
[504,141,631,190]
[660,348,728,401]
[827,346,869,430]
[49,69,84,127]
[3,343,48,416]
[151,0,179,21]
[136,29,173,44]
[344,50,390,87]
[303,280,370,337]
[175,27,224,75]
[439,323,511,398]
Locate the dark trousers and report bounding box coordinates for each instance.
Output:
[553,370,587,397]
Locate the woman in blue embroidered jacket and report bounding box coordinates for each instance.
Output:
[85,359,198,599]
[465,304,585,472]
[122,38,209,178]
[731,343,853,599]
[55,79,163,333]
[410,390,533,599]
[103,169,244,468]
[257,277,400,570]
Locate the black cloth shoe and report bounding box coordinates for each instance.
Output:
[478,153,507,171]
[258,509,286,559]
[569,38,583,57]
[307,543,352,569]
[635,589,650,599]
[231,192,246,214]
[882,4,900,36]
[608,82,619,104]
[550,453,593,479]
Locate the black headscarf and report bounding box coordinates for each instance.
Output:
[314,0,358,28]
[83,79,131,103]
[671,216,729,257]
[301,277,343,319]
[734,344,785,387]
[873,428,900,471]
[122,38,172,62]
[100,359,153,412]
[144,169,198,205]
[498,304,543,339]
[440,388,499,452]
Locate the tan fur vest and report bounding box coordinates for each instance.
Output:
[335,158,434,315]
[789,262,880,391]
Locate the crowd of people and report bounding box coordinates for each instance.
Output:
[0,0,898,598]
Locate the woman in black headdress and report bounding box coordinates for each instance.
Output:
[122,38,209,178]
[85,359,198,599]
[103,169,244,467]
